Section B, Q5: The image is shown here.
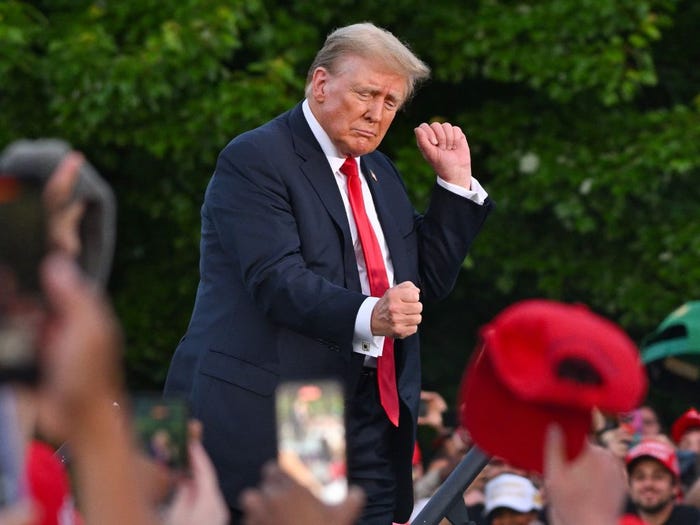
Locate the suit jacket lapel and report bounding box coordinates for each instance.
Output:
[287,104,361,292]
[360,156,411,284]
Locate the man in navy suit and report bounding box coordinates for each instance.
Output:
[164,22,493,524]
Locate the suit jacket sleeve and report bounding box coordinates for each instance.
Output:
[205,136,365,346]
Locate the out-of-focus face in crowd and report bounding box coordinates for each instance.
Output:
[627,458,677,514]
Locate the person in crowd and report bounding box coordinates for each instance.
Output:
[671,408,700,454]
[412,422,473,513]
[670,408,700,499]
[621,438,700,524]
[240,421,633,525]
[481,473,542,525]
[412,390,453,497]
[464,458,532,523]
[636,406,664,439]
[163,21,492,524]
[595,417,636,461]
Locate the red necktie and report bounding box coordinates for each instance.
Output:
[340,156,399,427]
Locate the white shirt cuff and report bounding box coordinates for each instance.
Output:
[353,296,383,357]
[437,176,488,205]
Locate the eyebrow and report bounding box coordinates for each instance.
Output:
[354,85,405,105]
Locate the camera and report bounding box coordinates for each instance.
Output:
[0,139,116,286]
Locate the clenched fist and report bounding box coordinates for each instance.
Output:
[370,281,422,339]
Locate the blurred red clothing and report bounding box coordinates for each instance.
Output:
[26,440,83,525]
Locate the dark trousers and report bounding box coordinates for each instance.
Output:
[346,368,400,525]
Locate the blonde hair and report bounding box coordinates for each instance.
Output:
[305,22,431,104]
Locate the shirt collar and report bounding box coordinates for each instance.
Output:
[302,99,359,174]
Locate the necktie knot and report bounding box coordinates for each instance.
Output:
[340,156,358,180]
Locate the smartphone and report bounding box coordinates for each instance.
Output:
[131,394,190,475]
[0,175,46,384]
[0,387,28,508]
[275,379,347,505]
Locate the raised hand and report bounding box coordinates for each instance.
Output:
[414,122,472,189]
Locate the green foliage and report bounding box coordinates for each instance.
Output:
[1,0,698,416]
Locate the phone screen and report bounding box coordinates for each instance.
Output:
[131,394,189,475]
[0,176,46,383]
[275,379,347,505]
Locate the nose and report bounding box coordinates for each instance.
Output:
[364,98,383,122]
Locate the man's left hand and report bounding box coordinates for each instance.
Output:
[414,122,472,189]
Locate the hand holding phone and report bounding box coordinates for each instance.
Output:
[131,394,190,476]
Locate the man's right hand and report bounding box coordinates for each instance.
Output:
[370,281,422,339]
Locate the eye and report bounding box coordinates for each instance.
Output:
[355,90,371,100]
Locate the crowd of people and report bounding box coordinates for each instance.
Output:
[1,19,698,525]
[409,396,700,524]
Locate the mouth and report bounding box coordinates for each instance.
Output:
[353,129,376,139]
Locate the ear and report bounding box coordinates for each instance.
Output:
[310,67,329,102]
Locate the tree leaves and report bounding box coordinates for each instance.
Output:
[0,0,697,395]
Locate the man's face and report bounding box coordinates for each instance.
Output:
[639,406,661,437]
[490,508,538,525]
[628,458,677,514]
[309,55,406,157]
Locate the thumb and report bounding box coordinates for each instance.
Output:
[395,281,420,300]
[544,423,565,480]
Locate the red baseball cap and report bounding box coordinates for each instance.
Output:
[671,408,700,444]
[625,438,680,479]
[460,299,648,473]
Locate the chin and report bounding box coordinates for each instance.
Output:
[343,138,379,157]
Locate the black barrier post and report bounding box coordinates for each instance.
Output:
[411,445,491,525]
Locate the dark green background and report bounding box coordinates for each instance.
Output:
[1,0,698,424]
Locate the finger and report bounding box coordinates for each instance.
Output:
[187,419,203,442]
[544,423,565,480]
[42,152,83,212]
[395,281,420,301]
[414,123,437,146]
[429,122,447,149]
[398,291,421,306]
[441,123,456,150]
[452,126,466,150]
[187,439,211,485]
[397,312,422,325]
[394,323,419,339]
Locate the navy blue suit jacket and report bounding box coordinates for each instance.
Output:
[164,102,492,520]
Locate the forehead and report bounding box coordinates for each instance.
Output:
[332,55,407,96]
[629,458,672,477]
